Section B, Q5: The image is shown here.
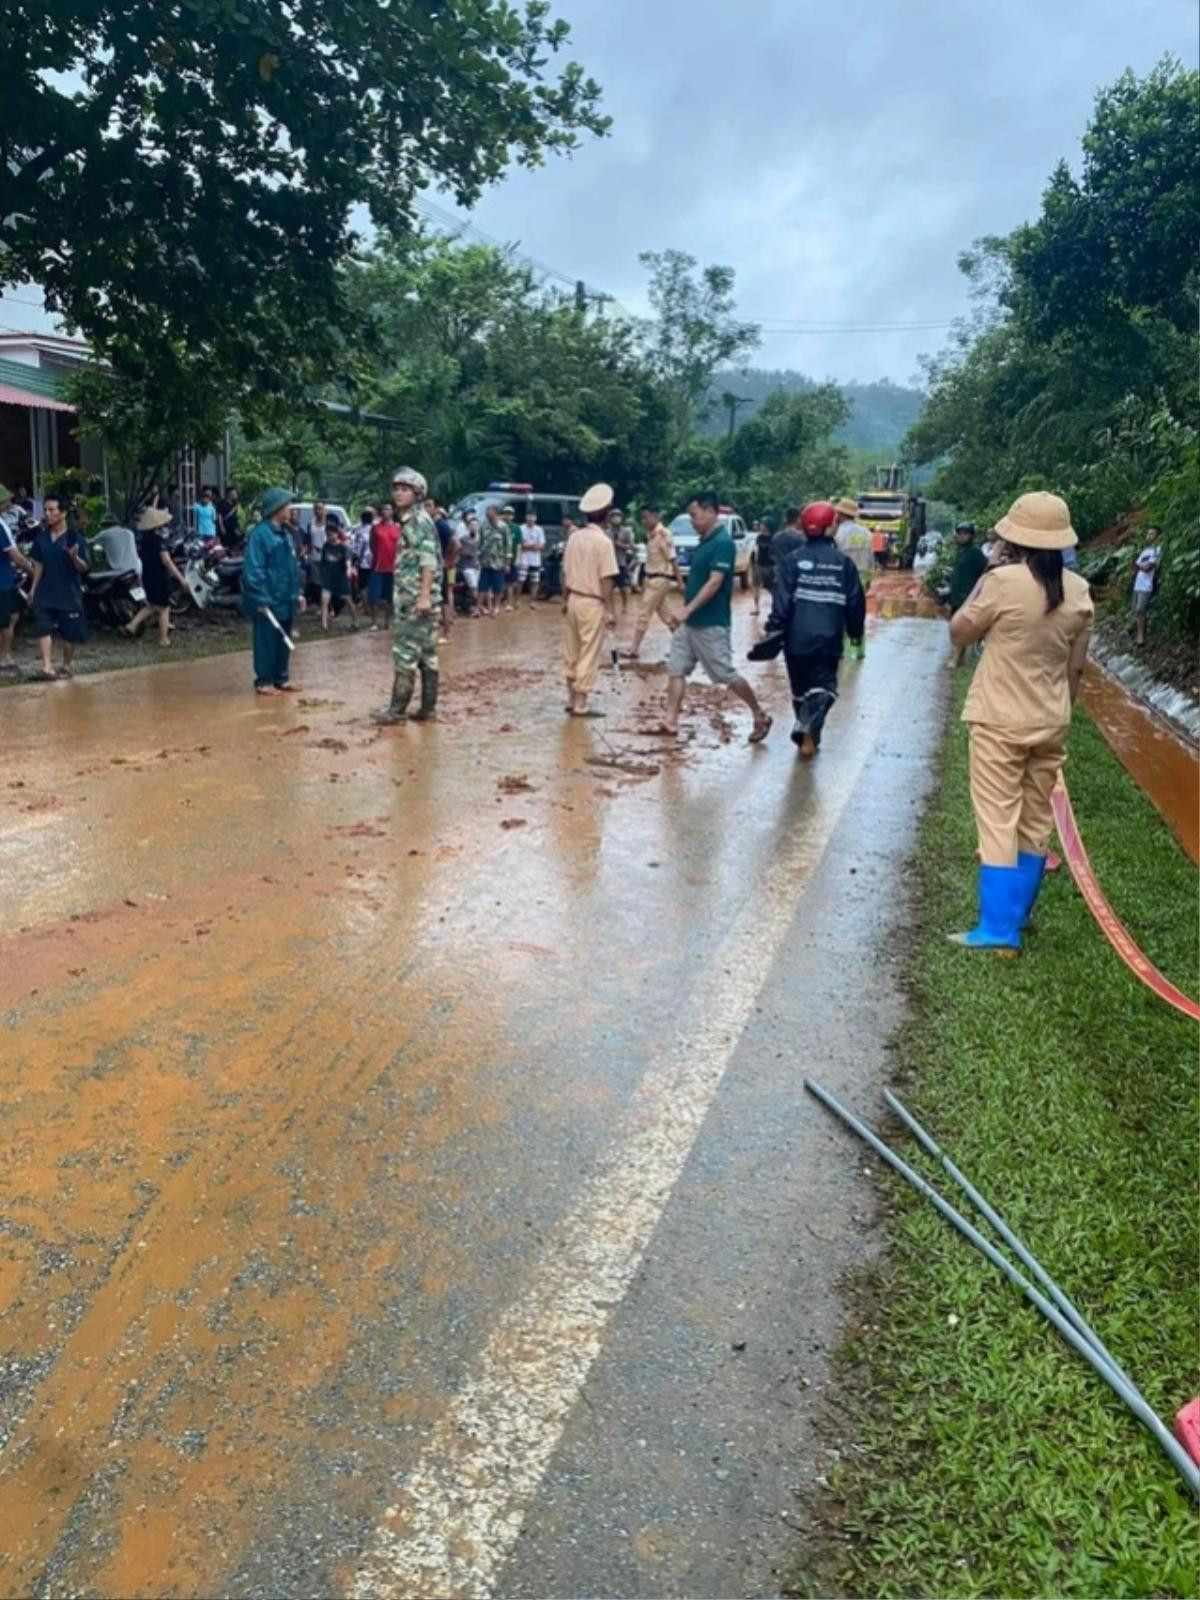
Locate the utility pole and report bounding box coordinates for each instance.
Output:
[721,391,754,440]
[575,281,613,318]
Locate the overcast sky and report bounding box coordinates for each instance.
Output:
[3,0,1192,386]
[429,0,1196,386]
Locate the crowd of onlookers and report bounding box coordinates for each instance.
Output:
[0,472,1170,687]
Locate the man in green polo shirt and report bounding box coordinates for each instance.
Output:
[660,491,771,743]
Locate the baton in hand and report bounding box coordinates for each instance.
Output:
[264,607,295,651]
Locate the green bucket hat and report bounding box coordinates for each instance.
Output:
[0,484,12,506]
[260,486,294,519]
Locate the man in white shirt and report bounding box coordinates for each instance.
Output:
[519,510,546,608]
[1132,525,1163,647]
[95,514,142,577]
[832,497,873,577]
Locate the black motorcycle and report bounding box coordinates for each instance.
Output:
[537,546,564,600]
[83,566,145,630]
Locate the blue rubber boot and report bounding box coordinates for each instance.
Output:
[1015,851,1047,931]
[947,864,1024,952]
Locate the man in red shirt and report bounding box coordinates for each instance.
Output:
[368,501,399,629]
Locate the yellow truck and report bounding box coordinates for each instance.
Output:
[856,464,925,567]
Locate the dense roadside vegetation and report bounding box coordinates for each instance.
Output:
[791,683,1198,1600]
[231,243,875,522]
[906,59,1198,653]
[6,2,918,525]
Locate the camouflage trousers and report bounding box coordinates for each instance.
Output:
[392,609,439,674]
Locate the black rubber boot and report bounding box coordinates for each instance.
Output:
[372,669,415,725]
[411,667,439,722]
[791,689,833,756]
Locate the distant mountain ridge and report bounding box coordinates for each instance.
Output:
[703,369,924,455]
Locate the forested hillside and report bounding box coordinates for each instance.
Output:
[701,370,924,455]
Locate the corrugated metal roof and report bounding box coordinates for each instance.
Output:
[0,356,72,402]
[0,381,75,413]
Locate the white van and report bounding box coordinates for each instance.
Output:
[451,483,583,547]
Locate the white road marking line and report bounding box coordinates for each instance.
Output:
[351,655,914,1600]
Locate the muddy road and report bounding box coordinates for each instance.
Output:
[1,605,946,1598]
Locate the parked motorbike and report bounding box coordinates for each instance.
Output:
[538,547,564,600]
[183,549,243,610]
[83,566,145,630]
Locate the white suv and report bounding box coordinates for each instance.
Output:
[668,512,752,588]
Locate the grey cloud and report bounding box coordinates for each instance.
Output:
[440,0,1196,383]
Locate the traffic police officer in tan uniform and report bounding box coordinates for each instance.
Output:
[948,491,1093,951]
[624,504,678,660]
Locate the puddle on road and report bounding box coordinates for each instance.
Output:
[1080,660,1198,863]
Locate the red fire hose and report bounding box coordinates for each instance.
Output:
[1052,780,1200,1023]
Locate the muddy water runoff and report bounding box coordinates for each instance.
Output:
[1080,658,1199,863]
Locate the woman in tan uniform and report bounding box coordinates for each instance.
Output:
[948,491,1093,952]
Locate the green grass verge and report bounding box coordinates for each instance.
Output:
[818,686,1198,1599]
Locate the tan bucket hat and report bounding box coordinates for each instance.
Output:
[995,491,1077,550]
[136,507,172,531]
[832,496,859,518]
[579,482,614,515]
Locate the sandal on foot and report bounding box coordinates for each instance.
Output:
[748,714,772,744]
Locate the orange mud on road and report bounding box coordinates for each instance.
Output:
[0,604,947,1598]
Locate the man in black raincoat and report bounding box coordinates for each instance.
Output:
[752,499,865,758]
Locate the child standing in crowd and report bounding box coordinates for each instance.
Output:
[195,486,219,544]
[319,526,358,630]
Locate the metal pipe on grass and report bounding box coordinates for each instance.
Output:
[804,1077,1200,1497]
[883,1089,1134,1391]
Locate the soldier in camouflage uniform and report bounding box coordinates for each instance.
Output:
[373,467,443,724]
[477,504,509,618]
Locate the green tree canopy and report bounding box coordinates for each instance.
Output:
[293,234,676,505]
[906,57,1197,543]
[637,250,760,457]
[1,0,606,411]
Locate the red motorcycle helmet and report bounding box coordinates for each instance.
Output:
[799,500,838,536]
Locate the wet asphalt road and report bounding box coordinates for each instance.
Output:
[1,601,947,1598]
